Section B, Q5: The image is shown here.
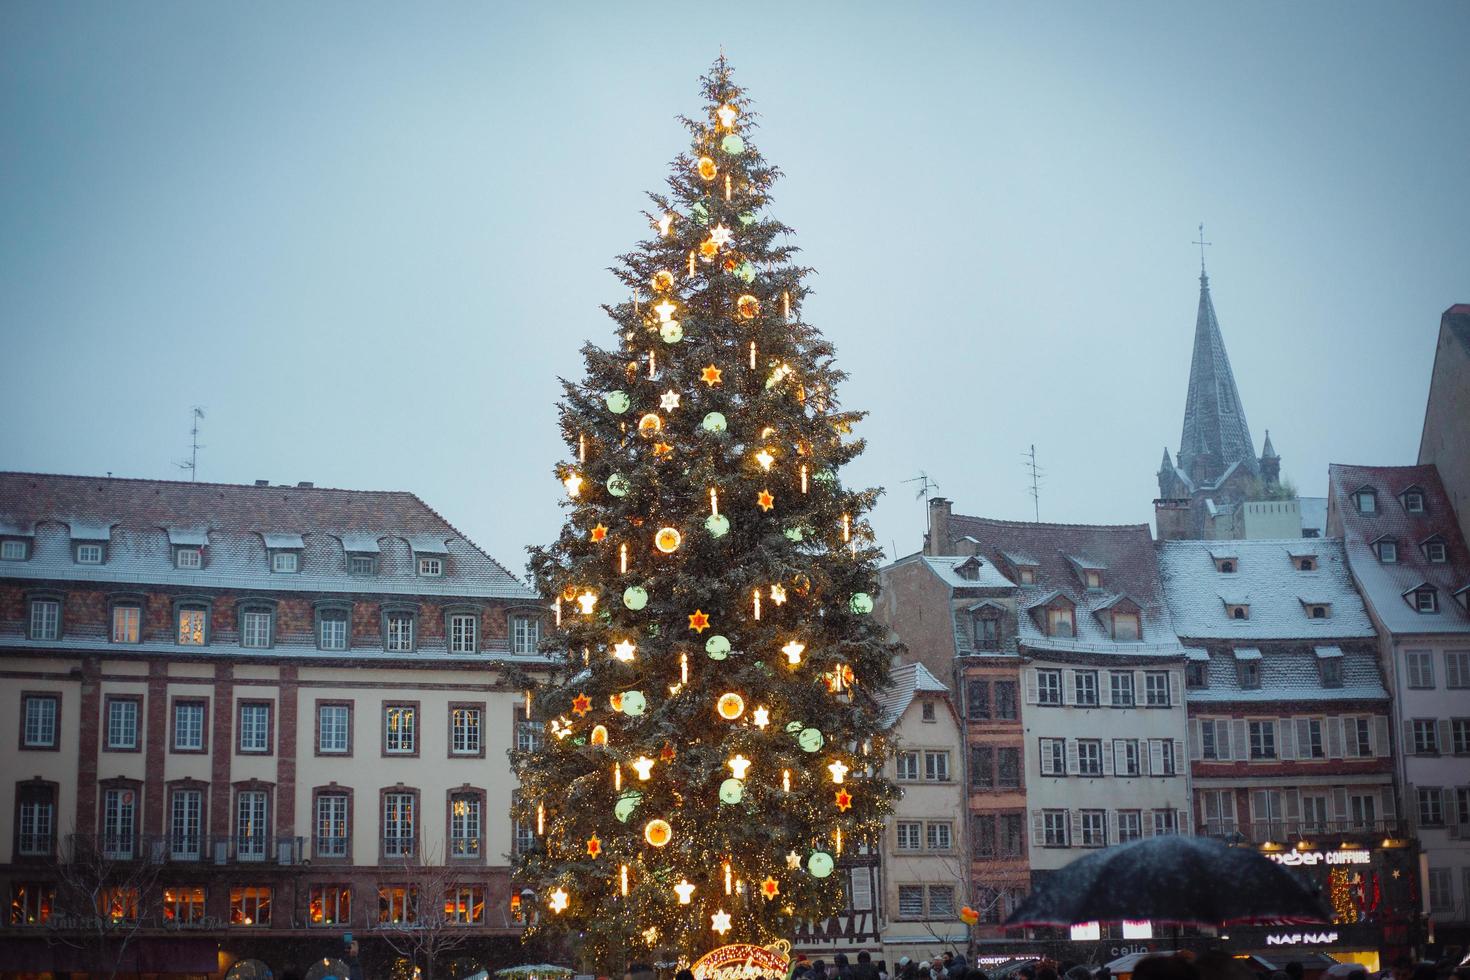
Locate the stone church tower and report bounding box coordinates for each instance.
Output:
[1155,266,1288,540]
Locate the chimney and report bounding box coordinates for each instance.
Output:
[254,480,269,487]
[297,481,314,488]
[926,497,953,556]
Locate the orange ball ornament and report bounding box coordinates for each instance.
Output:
[696,157,718,180]
[638,414,662,435]
[737,295,760,319]
[654,527,682,553]
[644,818,673,847]
[651,270,675,292]
[716,692,746,720]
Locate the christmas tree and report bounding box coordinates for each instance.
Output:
[512,57,897,969]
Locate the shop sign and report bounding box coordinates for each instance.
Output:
[1264,932,1339,946]
[1268,849,1371,867]
[691,942,792,980]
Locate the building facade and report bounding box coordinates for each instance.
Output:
[0,473,547,976]
[1328,463,1470,945]
[1417,304,1470,548]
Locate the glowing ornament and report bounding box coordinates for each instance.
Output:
[705,634,731,660]
[638,413,662,435]
[674,879,696,904]
[607,474,629,497]
[739,211,757,226]
[586,835,602,858]
[605,391,631,414]
[784,527,804,542]
[721,134,745,155]
[716,103,739,128]
[622,586,648,610]
[660,321,683,344]
[728,754,752,779]
[786,850,802,870]
[849,593,874,614]
[659,390,681,411]
[752,706,770,729]
[548,888,569,913]
[757,489,776,511]
[827,760,850,784]
[652,440,673,457]
[652,269,675,292]
[563,472,583,498]
[654,527,682,553]
[590,524,608,542]
[701,411,728,432]
[701,365,723,386]
[719,778,744,804]
[576,590,598,615]
[782,768,791,792]
[632,756,655,780]
[571,693,592,717]
[960,905,981,925]
[644,818,672,847]
[834,788,853,811]
[614,791,641,822]
[711,909,732,935]
[705,513,730,537]
[737,294,760,319]
[619,542,628,573]
[700,238,719,259]
[620,691,646,716]
[612,639,637,662]
[620,864,629,896]
[841,513,851,541]
[781,639,806,666]
[798,727,825,753]
[643,927,659,944]
[760,877,780,900]
[807,851,834,878]
[653,298,677,321]
[709,223,733,249]
[736,261,756,283]
[696,157,718,180]
[590,725,608,746]
[800,465,809,494]
[770,583,787,605]
[659,743,676,764]
[755,448,775,470]
[716,692,746,720]
[752,588,762,620]
[657,213,674,236]
[688,609,711,633]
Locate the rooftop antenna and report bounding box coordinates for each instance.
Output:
[1023,444,1044,522]
[176,407,206,482]
[902,471,941,547]
[1192,222,1212,278]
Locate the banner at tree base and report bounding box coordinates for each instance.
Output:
[690,941,792,980]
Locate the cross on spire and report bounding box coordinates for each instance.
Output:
[1192,222,1212,277]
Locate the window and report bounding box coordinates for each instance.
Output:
[173,701,206,752]
[1403,490,1425,513]
[379,885,418,924]
[236,790,269,860]
[928,885,956,918]
[898,885,925,919]
[1046,607,1075,638]
[315,794,350,858]
[1427,868,1453,913]
[1116,810,1142,842]
[383,792,416,857]
[1144,672,1170,706]
[28,599,60,640]
[1201,790,1236,836]
[309,885,352,926]
[385,611,415,652]
[318,703,351,755]
[240,608,273,649]
[926,822,952,850]
[75,543,103,564]
[966,680,990,719]
[924,750,950,781]
[1348,793,1377,829]
[102,787,136,858]
[972,815,995,857]
[1295,555,1318,571]
[1407,650,1435,688]
[516,718,545,752]
[1109,671,1135,707]
[1253,789,1286,837]
[921,700,936,722]
[1298,718,1325,759]
[418,556,443,577]
[1412,719,1440,755]
[317,607,349,651]
[1418,788,1444,827]
[513,816,535,857]
[1152,809,1179,836]
[1354,490,1377,514]
[384,705,417,755]
[1249,720,1276,759]
[997,747,1020,788]
[1078,739,1103,775]
[450,706,482,755]
[511,615,541,655]
[111,604,141,643]
[1000,813,1024,856]
[445,885,486,924]
[1240,660,1262,689]
[271,551,298,573]
[1150,738,1177,775]
[17,789,55,856]
[105,698,139,751]
[238,703,272,754]
[1376,539,1398,563]
[1,539,29,561]
[1080,810,1106,846]
[1084,569,1102,589]
[994,681,1017,719]
[1447,651,1470,688]
[970,745,995,788]
[1452,719,1470,755]
[349,554,377,575]
[1200,718,1219,760]
[896,751,919,781]
[1414,588,1439,613]
[13,718,59,780]
[1186,661,1208,689]
[1217,558,1237,573]
[448,613,478,654]
[1321,658,1343,687]
[163,886,206,924]
[1301,794,1329,833]
[175,547,202,569]
[170,790,203,859]
[1228,604,1249,620]
[1306,604,1329,619]
[100,886,140,922]
[177,605,207,645]
[1425,540,1448,563]
[230,886,271,926]
[1114,738,1141,776]
[1113,611,1141,641]
[1073,670,1099,707]
[974,615,999,650]
[1351,717,1373,757]
[448,793,482,858]
[1041,810,1068,846]
[1039,738,1065,776]
[9,882,52,926]
[1036,669,1062,706]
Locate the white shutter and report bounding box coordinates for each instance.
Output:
[1345,717,1361,759]
[1190,719,1203,761]
[849,867,873,910]
[1295,719,1312,760]
[1141,810,1155,837]
[1439,720,1452,754]
[1285,788,1301,836]
[1217,719,1233,761]
[1100,674,1112,706]
[1113,739,1127,775]
[1403,720,1415,755]
[1328,717,1345,759]
[1065,739,1080,776]
[1062,670,1074,706]
[1148,739,1164,775]
[1173,739,1185,774]
[1169,671,1182,707]
[1280,718,1297,760]
[1039,740,1055,776]
[1373,716,1391,757]
[1250,789,1266,824]
[1070,809,1083,846]
[1332,787,1349,824]
[1232,719,1248,759]
[1105,809,1114,844]
[1102,741,1114,775]
[1025,670,1039,705]
[1134,670,1146,704]
[1031,810,1044,844]
[1177,809,1190,834]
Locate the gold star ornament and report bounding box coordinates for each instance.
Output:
[760,876,780,900]
[711,908,732,935]
[548,888,569,913]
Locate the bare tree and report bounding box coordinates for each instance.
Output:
[47,834,165,980]
[376,848,476,980]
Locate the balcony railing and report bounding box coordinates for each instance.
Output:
[382,835,417,859]
[1198,818,1406,843]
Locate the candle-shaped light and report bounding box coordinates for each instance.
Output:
[578,433,586,463]
[525,690,533,719]
[753,588,762,620]
[536,803,545,835]
[724,174,732,201]
[648,350,657,379]
[554,597,562,626]
[749,341,757,370]
[688,250,696,276]
[620,543,628,575]
[782,291,790,320]
[725,861,733,895]
[614,764,622,792]
[842,513,852,543]
[710,487,719,517]
[620,864,629,897]
[835,828,844,856]
[800,465,809,494]
[680,652,689,685]
[782,769,791,792]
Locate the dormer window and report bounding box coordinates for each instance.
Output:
[1423,537,1447,563]
[1316,649,1345,688]
[75,543,103,564]
[1084,570,1102,589]
[1223,600,1249,620]
[1018,568,1036,585]
[1354,489,1377,514]
[1112,610,1141,641]
[1305,604,1331,620]
[271,551,299,573]
[349,554,377,576]
[1185,660,1208,689]
[1375,538,1398,564]
[1046,607,1075,638]
[1401,487,1425,513]
[955,558,981,581]
[1,538,30,561]
[1216,559,1236,574]
[973,613,999,651]
[1411,586,1439,614]
[418,557,444,577]
[175,547,202,569]
[1240,661,1261,688]
[1293,555,1317,571]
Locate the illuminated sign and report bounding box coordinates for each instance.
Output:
[1265,932,1339,946]
[1070,922,1102,941]
[1121,921,1153,939]
[1268,850,1371,867]
[691,943,792,980]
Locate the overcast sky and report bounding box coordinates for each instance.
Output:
[2,2,1467,576]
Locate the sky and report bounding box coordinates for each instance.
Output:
[2,1,1467,576]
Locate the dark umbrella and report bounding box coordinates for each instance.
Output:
[1004,835,1330,927]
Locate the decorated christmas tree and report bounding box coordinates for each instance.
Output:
[512,57,897,969]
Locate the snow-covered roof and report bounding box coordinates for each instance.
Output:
[1158,538,1375,640]
[408,535,450,555]
[874,661,949,728]
[166,528,210,547]
[262,533,305,550]
[1232,647,1262,661]
[339,533,382,554]
[1186,645,1388,704]
[917,554,1015,590]
[1314,645,1343,659]
[68,521,113,540]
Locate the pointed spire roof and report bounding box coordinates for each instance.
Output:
[1159,447,1175,473]
[1261,429,1278,460]
[1176,269,1259,487]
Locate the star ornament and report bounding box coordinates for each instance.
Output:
[586,835,602,858]
[711,908,733,935]
[709,224,734,249]
[659,390,681,411]
[760,876,780,900]
[770,583,787,605]
[701,364,723,386]
[752,706,770,729]
[548,888,569,913]
[571,693,592,717]
[589,524,608,543]
[653,441,674,457]
[757,489,776,511]
[755,448,775,471]
[786,850,802,870]
[659,743,677,763]
[613,639,637,662]
[688,609,711,633]
[674,879,696,904]
[835,788,853,811]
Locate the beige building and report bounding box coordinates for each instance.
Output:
[0,473,548,977]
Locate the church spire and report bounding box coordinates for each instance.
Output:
[1175,245,1259,488]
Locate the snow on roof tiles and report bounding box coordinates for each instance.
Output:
[918,555,1015,590]
[166,528,210,547]
[408,535,451,555]
[67,521,113,540]
[1186,645,1388,704]
[1158,538,1376,640]
[262,533,305,549]
[1315,645,1344,659]
[874,661,949,728]
[339,533,382,553]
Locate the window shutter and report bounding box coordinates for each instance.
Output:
[1173,740,1185,773]
[1403,720,1415,755]
[1169,671,1182,707]
[1112,739,1126,775]
[1439,719,1452,754]
[1217,720,1233,761]
[1294,719,1311,760]
[1373,716,1391,757]
[1327,717,1344,759]
[1031,810,1043,844]
[1332,787,1349,824]
[1105,809,1114,844]
[1141,811,1155,837]
[1250,789,1266,824]
[1102,743,1114,775]
[1285,788,1301,836]
[1065,739,1079,775]
[1280,718,1297,760]
[1177,809,1190,834]
[849,867,873,911]
[1344,717,1361,759]
[1062,670,1074,706]
[1443,789,1454,828]
[1070,809,1083,845]
[1232,719,1248,758]
[1099,675,1112,706]
[1190,720,1203,761]
[1148,740,1164,775]
[1386,785,1402,827]
[1025,670,1039,705]
[1134,670,1146,702]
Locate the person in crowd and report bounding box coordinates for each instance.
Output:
[341,935,364,980]
[1065,965,1092,980]
[834,954,855,980]
[853,951,881,980]
[811,960,829,980]
[1284,963,1303,980]
[1132,954,1200,980]
[626,963,655,980]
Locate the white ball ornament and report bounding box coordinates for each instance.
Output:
[660,322,683,344]
[808,851,835,878]
[606,391,631,414]
[607,474,630,497]
[719,778,744,804]
[623,586,648,611]
[849,593,874,614]
[798,727,825,753]
[701,412,728,433]
[721,134,745,156]
[705,513,730,538]
[621,690,647,716]
[705,634,732,660]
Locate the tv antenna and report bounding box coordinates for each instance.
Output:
[903,471,941,505]
[176,407,206,481]
[1023,444,1044,522]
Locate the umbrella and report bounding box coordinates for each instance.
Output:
[495,967,574,979]
[225,962,273,980]
[304,958,351,980]
[1004,836,1330,927]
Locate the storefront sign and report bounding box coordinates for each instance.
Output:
[1264,931,1340,946]
[691,943,792,980]
[1268,849,1371,867]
